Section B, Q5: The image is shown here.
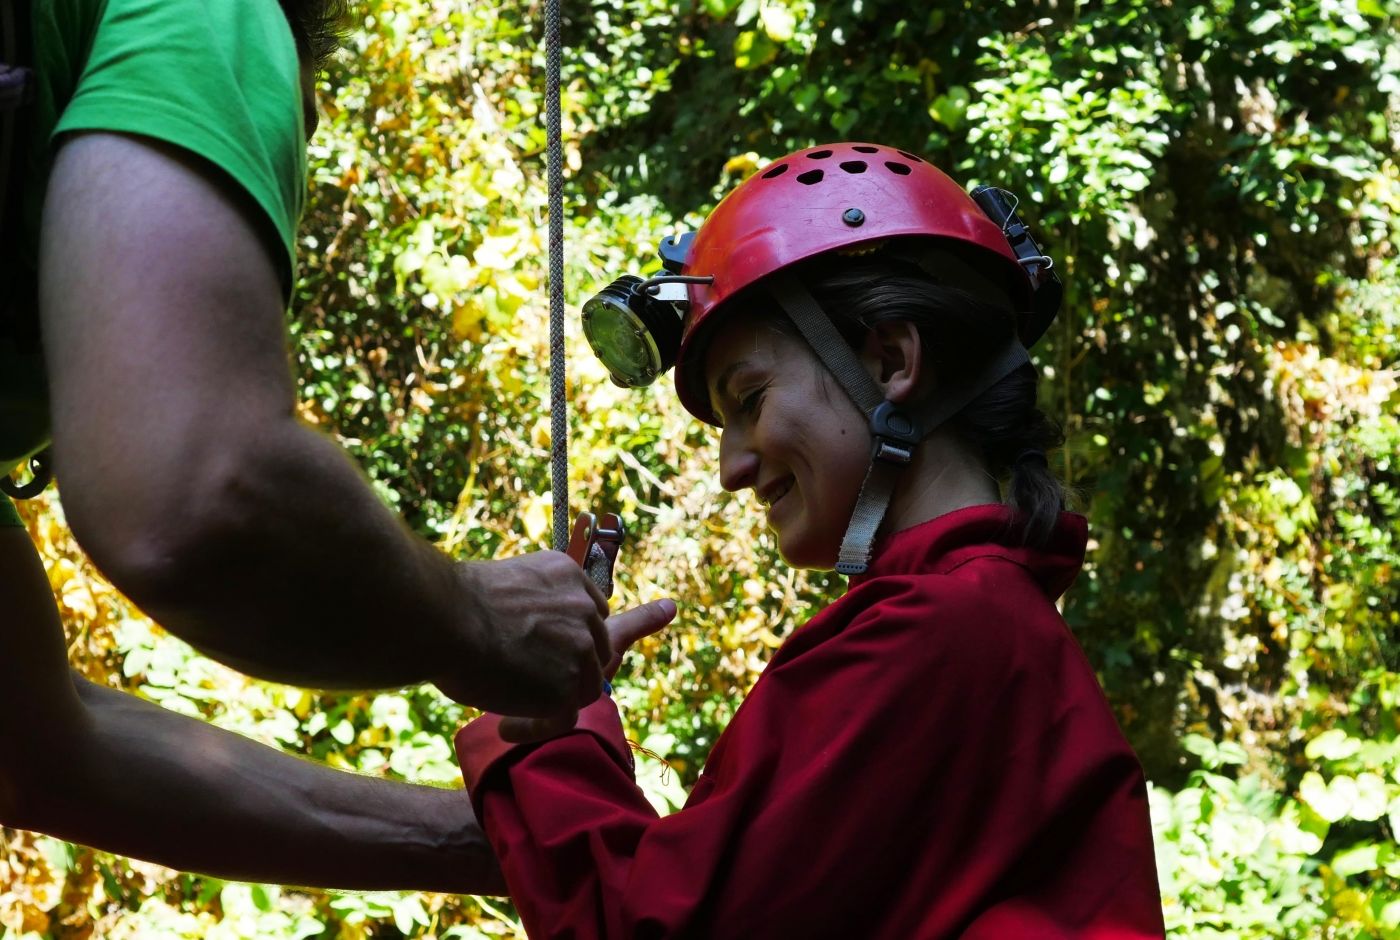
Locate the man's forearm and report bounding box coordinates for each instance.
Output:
[11,676,504,894]
[77,415,469,690]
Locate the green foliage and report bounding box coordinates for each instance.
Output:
[1157,675,1400,937]
[4,0,1399,936]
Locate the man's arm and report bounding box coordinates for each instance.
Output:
[38,132,608,716]
[0,527,504,893]
[36,677,506,893]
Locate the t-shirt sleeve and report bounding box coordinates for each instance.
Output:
[52,0,306,291]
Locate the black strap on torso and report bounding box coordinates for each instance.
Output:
[0,0,36,339]
[0,0,53,501]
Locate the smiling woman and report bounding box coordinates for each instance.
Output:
[701,256,1067,569]
[705,316,890,568]
[455,142,1167,939]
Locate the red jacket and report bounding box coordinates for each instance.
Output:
[456,505,1165,939]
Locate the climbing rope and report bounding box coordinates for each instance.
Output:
[541,2,625,598]
[545,0,567,553]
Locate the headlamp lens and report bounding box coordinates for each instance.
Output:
[582,276,663,387]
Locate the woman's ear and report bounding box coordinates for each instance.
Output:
[860,320,928,403]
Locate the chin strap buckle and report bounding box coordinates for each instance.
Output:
[873,441,913,464]
[869,400,921,466]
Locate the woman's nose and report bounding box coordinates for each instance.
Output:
[718,429,759,493]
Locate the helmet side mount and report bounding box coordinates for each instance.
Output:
[969,185,1063,346]
[659,231,695,274]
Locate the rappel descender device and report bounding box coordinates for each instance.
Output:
[565,511,625,600]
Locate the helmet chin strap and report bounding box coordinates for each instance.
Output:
[767,271,1030,575]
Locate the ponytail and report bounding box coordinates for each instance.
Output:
[951,363,1066,548]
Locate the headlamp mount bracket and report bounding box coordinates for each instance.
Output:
[659,231,695,274]
[969,185,1063,347]
[637,273,710,305]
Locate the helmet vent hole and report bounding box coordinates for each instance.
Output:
[839,160,868,174]
[884,161,912,176]
[807,149,833,160]
[761,163,789,179]
[896,150,924,162]
[796,169,825,185]
[853,145,879,153]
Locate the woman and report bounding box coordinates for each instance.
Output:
[455,142,1165,938]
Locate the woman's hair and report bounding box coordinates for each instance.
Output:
[277,0,349,69]
[786,249,1068,548]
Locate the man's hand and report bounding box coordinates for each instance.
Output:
[496,598,678,743]
[435,552,614,715]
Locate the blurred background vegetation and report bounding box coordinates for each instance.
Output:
[3,0,1399,935]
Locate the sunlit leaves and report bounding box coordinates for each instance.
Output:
[7,0,1400,936]
[928,86,969,131]
[1306,728,1364,761]
[1182,733,1249,770]
[1300,772,1361,823]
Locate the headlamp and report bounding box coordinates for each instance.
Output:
[581,275,683,388]
[581,232,705,388]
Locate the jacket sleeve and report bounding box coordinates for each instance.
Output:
[456,699,665,937]
[455,581,1158,939]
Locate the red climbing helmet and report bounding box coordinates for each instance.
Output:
[579,141,1062,575]
[670,142,1047,425]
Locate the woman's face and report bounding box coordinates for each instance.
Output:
[704,316,872,569]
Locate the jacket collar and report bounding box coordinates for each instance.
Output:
[847,503,1089,601]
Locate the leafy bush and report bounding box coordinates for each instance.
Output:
[3,0,1397,935]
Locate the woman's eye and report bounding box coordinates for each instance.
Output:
[739,386,767,415]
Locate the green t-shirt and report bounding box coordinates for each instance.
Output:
[1,493,21,527]
[0,0,306,474]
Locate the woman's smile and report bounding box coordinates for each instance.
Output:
[758,475,794,510]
